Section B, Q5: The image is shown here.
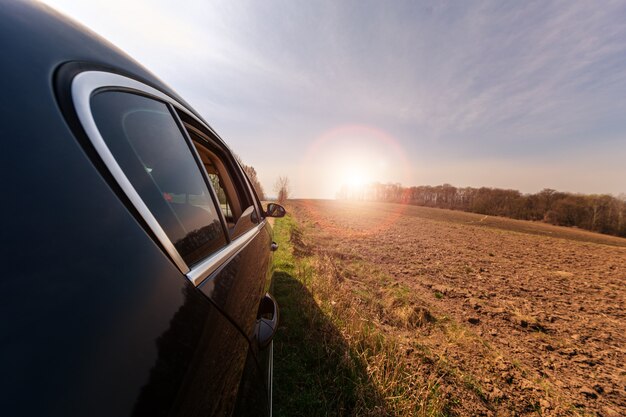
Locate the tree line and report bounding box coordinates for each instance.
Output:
[235,155,266,200]
[337,183,626,238]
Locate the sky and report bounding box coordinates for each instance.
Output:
[43,0,626,198]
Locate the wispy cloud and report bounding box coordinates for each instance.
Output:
[44,0,626,197]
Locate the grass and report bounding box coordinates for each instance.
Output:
[272,215,376,416]
[271,214,452,417]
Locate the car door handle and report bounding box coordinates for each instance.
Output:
[270,242,279,251]
[256,293,279,350]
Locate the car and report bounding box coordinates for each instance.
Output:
[0,1,285,416]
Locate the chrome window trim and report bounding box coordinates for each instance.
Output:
[187,222,264,286]
[71,71,264,285]
[72,71,190,274]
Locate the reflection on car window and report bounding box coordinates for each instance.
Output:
[91,91,226,266]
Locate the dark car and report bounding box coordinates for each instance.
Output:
[0,1,284,416]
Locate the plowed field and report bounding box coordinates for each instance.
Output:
[288,199,626,416]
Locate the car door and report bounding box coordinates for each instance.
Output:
[174,114,276,413]
[70,71,269,416]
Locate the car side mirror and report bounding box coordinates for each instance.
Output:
[265,203,286,218]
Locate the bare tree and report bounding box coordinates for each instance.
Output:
[274,176,290,204]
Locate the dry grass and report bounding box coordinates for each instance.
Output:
[272,214,454,416]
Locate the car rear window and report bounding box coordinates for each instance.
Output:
[90,91,227,266]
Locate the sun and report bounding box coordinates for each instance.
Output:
[342,166,369,188]
[346,171,366,187]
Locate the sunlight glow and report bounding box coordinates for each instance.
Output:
[299,124,411,199]
[343,168,368,188]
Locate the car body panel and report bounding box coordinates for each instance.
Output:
[0,1,275,416]
[199,224,273,352]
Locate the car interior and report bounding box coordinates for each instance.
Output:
[189,131,257,239]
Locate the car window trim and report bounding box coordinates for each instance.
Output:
[186,223,262,285]
[71,71,266,286]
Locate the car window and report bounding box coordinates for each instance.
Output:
[184,127,258,240]
[90,91,227,266]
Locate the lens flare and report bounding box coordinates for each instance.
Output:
[298,124,412,236]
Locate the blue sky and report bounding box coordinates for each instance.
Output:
[44,0,626,198]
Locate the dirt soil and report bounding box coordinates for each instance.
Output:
[288,199,626,416]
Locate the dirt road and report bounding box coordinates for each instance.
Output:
[288,200,626,416]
